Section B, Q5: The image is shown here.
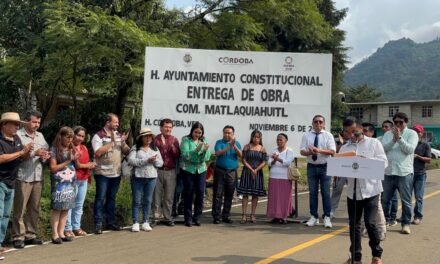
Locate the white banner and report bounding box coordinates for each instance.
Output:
[142,47,332,155]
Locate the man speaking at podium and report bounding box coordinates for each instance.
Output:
[339,118,388,264]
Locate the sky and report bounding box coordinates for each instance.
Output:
[166,0,440,67]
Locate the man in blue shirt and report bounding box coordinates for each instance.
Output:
[212,125,242,224]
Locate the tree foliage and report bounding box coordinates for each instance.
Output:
[1,0,349,132]
[343,84,382,103]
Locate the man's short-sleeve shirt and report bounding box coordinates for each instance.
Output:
[214,139,242,170]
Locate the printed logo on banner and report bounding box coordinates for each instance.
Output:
[352,162,360,170]
[218,56,254,65]
[183,53,192,64]
[283,56,295,71]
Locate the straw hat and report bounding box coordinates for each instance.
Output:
[136,127,155,140]
[0,112,27,125]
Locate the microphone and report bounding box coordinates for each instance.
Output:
[354,131,363,143]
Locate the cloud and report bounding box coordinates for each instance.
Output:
[334,0,440,67]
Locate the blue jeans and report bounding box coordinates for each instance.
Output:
[389,190,399,221]
[65,180,88,231]
[131,177,156,224]
[0,182,15,243]
[412,173,426,219]
[382,174,413,225]
[181,169,206,222]
[307,164,331,218]
[94,175,121,227]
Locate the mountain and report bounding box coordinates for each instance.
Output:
[343,37,440,101]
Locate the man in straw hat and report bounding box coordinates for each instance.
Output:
[0,112,33,259]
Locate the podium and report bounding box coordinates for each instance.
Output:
[327,156,385,264]
[327,156,385,180]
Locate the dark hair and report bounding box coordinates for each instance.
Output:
[393,112,409,123]
[249,129,263,145]
[188,121,205,141]
[223,125,235,133]
[160,118,173,127]
[52,126,74,162]
[105,113,118,124]
[382,120,393,127]
[277,133,288,141]
[73,126,86,135]
[135,134,157,151]
[343,117,357,127]
[362,122,375,133]
[312,115,325,123]
[23,110,42,121]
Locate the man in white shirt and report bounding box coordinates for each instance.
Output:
[340,118,388,264]
[300,115,336,228]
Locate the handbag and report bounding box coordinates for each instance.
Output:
[288,162,301,181]
[121,156,133,178]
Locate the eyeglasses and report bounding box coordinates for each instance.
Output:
[393,120,404,125]
[313,120,324,124]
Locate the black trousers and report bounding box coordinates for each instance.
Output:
[211,167,236,220]
[347,195,383,261]
[181,170,206,222]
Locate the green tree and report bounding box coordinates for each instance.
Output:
[343,84,382,103]
[1,1,177,123]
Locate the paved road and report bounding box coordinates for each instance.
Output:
[6,169,440,264]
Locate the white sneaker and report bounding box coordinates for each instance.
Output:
[131,223,140,232]
[305,216,319,227]
[401,225,411,234]
[323,216,332,228]
[141,222,152,232]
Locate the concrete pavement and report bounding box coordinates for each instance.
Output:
[5,169,440,264]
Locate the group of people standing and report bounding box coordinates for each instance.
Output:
[307,113,431,264]
[0,111,299,259]
[0,110,433,264]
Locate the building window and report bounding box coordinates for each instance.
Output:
[422,106,432,118]
[349,107,364,119]
[389,105,399,117]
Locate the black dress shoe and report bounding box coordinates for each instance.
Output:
[193,220,201,226]
[106,224,122,231]
[270,218,279,224]
[185,221,192,227]
[279,219,288,224]
[213,219,221,224]
[13,240,25,249]
[164,220,175,227]
[95,227,103,234]
[51,238,63,244]
[222,218,233,224]
[25,238,43,245]
[61,236,73,242]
